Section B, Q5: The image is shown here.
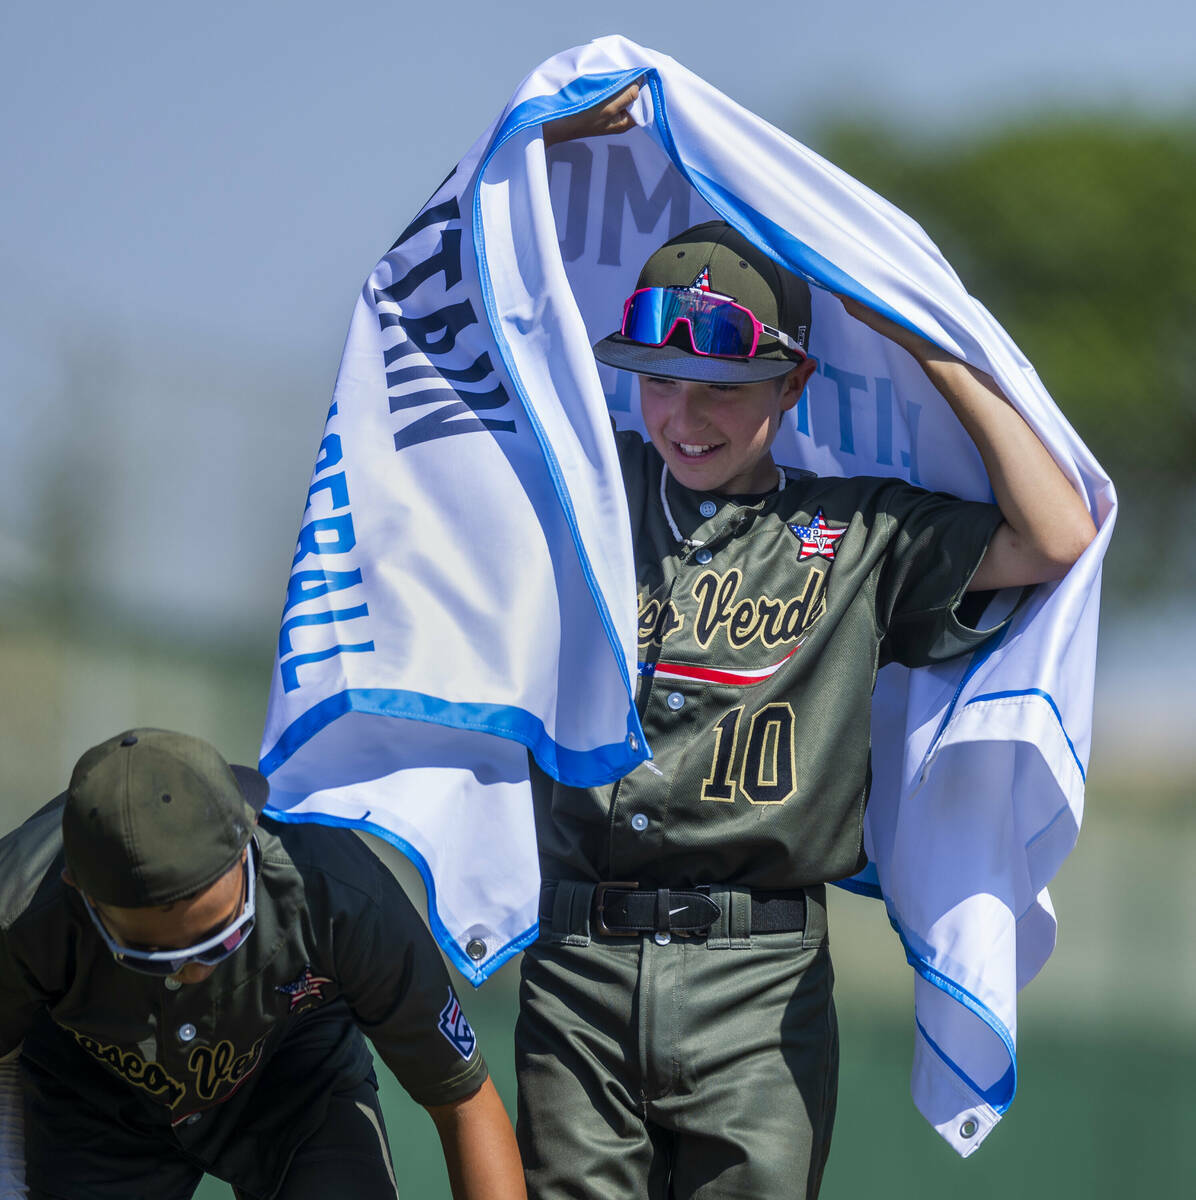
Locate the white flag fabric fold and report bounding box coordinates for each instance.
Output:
[259,35,1114,1155]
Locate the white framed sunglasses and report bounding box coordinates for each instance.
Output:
[80,839,258,977]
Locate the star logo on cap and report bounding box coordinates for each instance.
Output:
[788,510,846,562]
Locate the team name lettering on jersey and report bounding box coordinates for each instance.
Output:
[62,1025,186,1108]
[187,1034,268,1102]
[691,568,827,650]
[637,594,685,648]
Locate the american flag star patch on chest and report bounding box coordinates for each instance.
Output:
[788,509,845,562]
[276,964,333,1012]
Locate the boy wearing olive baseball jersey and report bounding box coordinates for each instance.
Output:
[515,140,1097,1200]
[0,728,526,1200]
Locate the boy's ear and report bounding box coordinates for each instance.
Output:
[778,359,818,411]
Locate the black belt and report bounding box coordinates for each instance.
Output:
[539,881,806,937]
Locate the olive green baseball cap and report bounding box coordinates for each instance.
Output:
[593,220,813,384]
[62,728,269,907]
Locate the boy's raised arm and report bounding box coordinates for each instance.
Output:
[841,297,1097,590]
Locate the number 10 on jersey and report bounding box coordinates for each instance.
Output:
[700,703,797,806]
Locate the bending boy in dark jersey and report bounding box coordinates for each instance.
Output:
[0,728,527,1200]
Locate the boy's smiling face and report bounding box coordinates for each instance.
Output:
[639,361,815,495]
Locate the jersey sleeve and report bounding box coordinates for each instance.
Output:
[0,800,68,1058]
[0,926,44,1057]
[873,482,1009,668]
[329,856,488,1108]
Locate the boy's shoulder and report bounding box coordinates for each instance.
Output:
[776,466,920,517]
[258,816,392,912]
[614,424,655,474]
[0,795,69,932]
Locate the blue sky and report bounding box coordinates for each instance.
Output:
[3,1,1191,363]
[0,0,1191,640]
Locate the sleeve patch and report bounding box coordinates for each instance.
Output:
[437,989,477,1060]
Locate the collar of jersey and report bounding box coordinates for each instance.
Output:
[661,466,789,550]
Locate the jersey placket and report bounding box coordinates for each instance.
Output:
[607,497,753,881]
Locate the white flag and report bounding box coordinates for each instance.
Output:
[259,35,1115,1155]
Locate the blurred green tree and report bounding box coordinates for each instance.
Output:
[807,113,1196,600]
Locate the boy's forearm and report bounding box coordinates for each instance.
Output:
[840,297,1096,586]
[427,1077,527,1200]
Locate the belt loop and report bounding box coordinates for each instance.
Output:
[551,881,594,945]
[728,886,752,948]
[801,884,827,948]
[705,885,729,949]
[704,885,751,950]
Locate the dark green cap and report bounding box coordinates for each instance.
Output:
[62,728,269,907]
[593,220,813,384]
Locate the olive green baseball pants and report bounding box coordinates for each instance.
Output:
[516,883,837,1200]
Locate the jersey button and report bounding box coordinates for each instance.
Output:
[630,813,649,832]
[181,1113,203,1126]
[694,548,713,564]
[699,500,718,518]
[666,692,685,711]
[164,976,183,992]
[177,1023,197,1043]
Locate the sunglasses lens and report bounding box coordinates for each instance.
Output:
[623,289,757,357]
[115,951,183,977]
[193,919,254,966]
[622,288,672,343]
[114,918,253,976]
[690,301,756,355]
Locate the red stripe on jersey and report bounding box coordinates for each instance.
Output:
[654,642,803,687]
